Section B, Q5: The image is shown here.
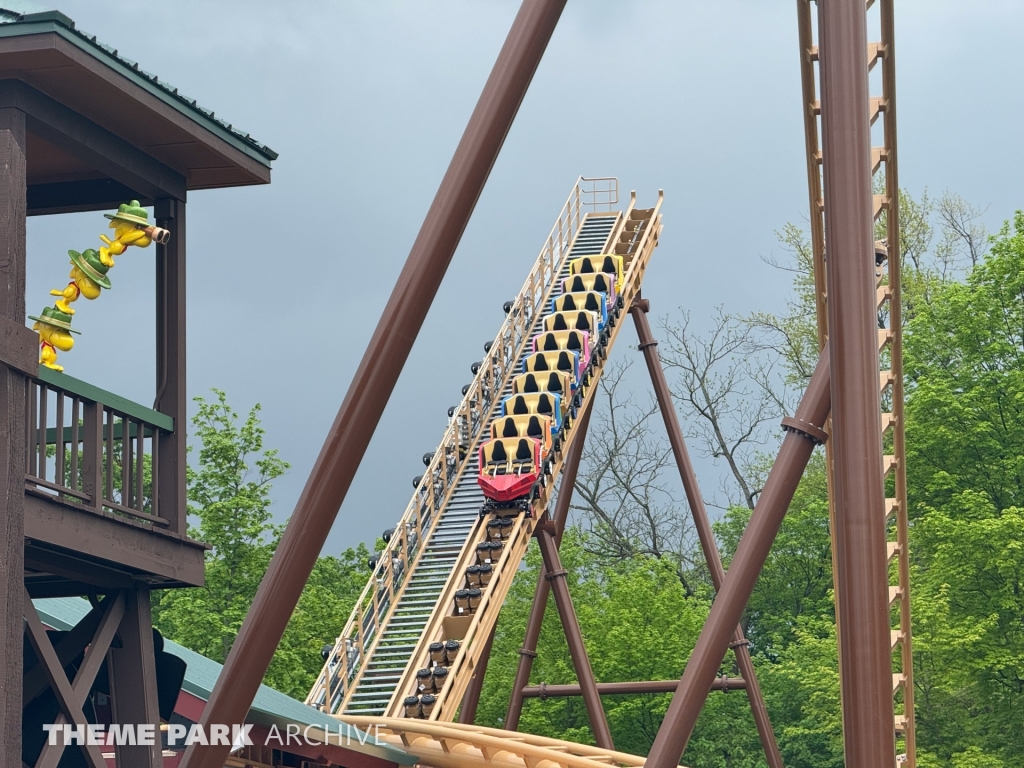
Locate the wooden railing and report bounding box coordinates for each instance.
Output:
[24,366,175,528]
[307,176,619,713]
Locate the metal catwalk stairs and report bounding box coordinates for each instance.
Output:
[797,1,915,764]
[307,177,663,722]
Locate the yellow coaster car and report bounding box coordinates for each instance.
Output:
[501,392,564,431]
[543,309,602,335]
[552,291,608,329]
[562,273,617,305]
[490,414,553,457]
[522,350,580,387]
[569,253,624,294]
[533,329,591,367]
[512,371,574,404]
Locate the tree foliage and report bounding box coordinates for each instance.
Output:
[153,389,370,698]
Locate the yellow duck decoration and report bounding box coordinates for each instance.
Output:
[98,199,166,267]
[30,200,169,371]
[29,307,80,372]
[49,248,111,314]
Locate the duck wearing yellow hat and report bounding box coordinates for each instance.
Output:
[49,249,112,314]
[98,199,162,267]
[29,306,81,372]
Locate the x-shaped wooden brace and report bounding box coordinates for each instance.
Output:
[23,589,126,768]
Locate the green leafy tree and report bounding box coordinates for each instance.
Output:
[902,214,1024,764]
[476,528,766,767]
[714,452,833,656]
[153,390,370,698]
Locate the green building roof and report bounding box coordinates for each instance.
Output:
[34,597,416,766]
[0,2,276,167]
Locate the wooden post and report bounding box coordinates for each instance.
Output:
[154,198,186,533]
[0,105,26,768]
[108,587,163,768]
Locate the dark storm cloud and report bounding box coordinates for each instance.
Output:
[26,0,1024,554]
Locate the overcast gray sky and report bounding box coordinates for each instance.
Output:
[26,0,1023,556]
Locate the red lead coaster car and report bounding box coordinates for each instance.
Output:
[477,436,542,504]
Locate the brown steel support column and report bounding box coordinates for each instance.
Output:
[183,3,567,766]
[645,347,832,768]
[154,198,186,533]
[630,301,784,768]
[108,587,162,768]
[818,2,897,764]
[0,105,26,768]
[536,528,614,750]
[506,400,593,730]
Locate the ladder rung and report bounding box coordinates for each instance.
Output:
[885,497,899,521]
[889,585,902,607]
[880,370,893,393]
[874,194,889,219]
[892,673,905,694]
[869,97,887,125]
[878,328,892,351]
[867,42,886,70]
[887,541,900,564]
[877,282,892,308]
[894,714,907,734]
[883,454,897,475]
[882,412,896,432]
[891,629,903,651]
[871,146,888,174]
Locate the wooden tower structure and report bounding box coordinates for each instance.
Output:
[0,9,275,768]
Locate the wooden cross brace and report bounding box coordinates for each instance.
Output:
[23,589,126,768]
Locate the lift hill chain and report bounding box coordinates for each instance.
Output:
[797,0,915,764]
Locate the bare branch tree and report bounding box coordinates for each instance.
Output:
[658,308,783,510]
[937,189,989,267]
[570,360,699,592]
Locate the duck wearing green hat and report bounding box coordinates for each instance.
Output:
[29,306,80,372]
[50,249,111,314]
[98,199,161,268]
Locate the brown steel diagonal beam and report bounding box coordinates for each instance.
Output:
[644,345,832,768]
[817,1,897,764]
[629,300,784,768]
[536,527,614,750]
[180,3,568,766]
[505,398,594,730]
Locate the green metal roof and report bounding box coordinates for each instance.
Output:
[0,3,277,166]
[34,597,416,766]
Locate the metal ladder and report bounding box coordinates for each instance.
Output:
[796,1,914,764]
[342,215,618,716]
